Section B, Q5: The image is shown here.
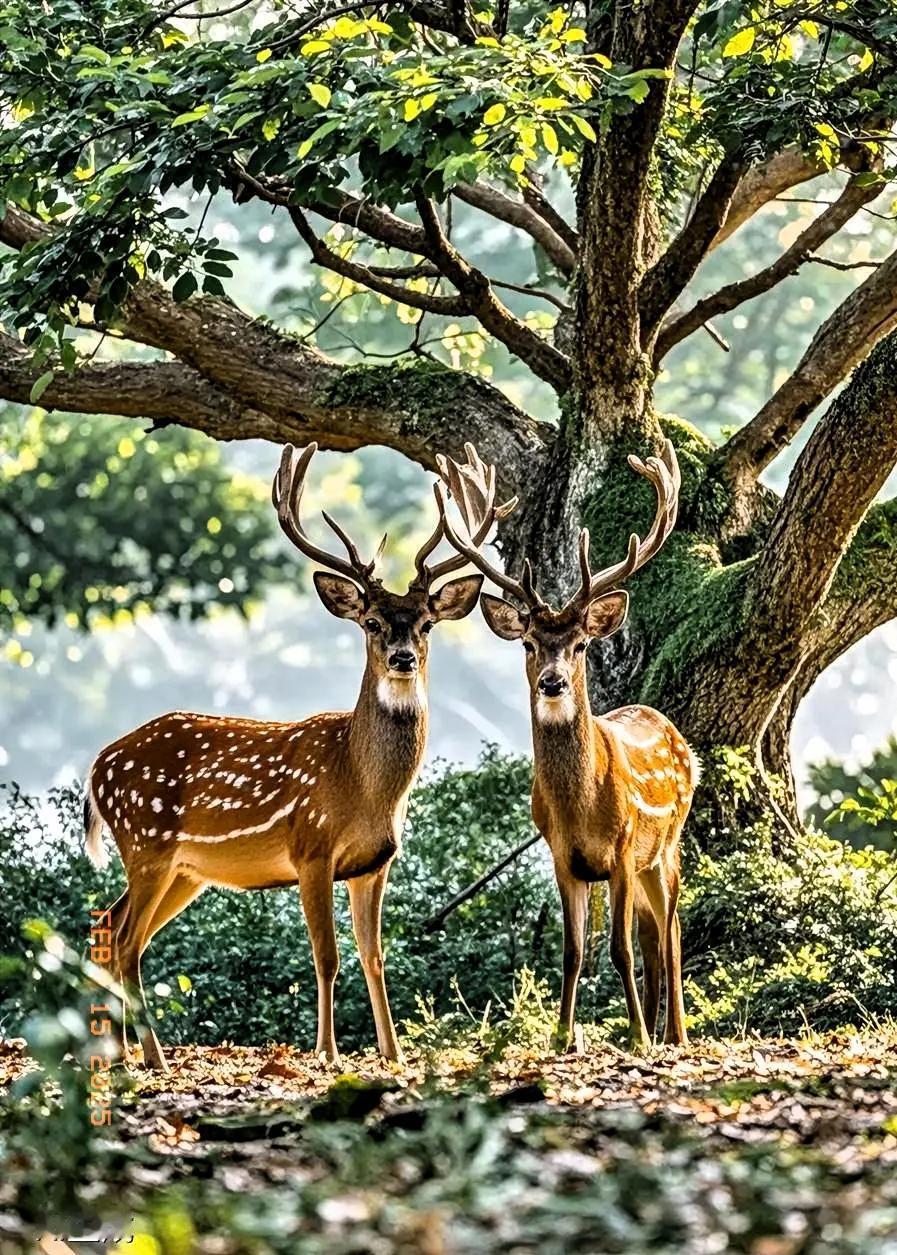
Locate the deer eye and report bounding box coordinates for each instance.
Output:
[523,640,535,654]
[574,641,588,654]
[364,619,381,634]
[421,620,435,634]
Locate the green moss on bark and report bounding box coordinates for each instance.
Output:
[319,359,464,430]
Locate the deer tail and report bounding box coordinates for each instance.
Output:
[84,771,109,871]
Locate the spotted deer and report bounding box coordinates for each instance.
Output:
[436,440,698,1051]
[84,442,502,1070]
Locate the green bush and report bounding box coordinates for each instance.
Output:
[2,747,896,1049]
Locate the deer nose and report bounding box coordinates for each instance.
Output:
[538,673,567,697]
[388,649,417,673]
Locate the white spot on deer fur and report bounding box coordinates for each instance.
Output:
[124,759,134,770]
[633,792,676,817]
[151,798,163,813]
[177,750,186,759]
[176,797,297,844]
[106,769,113,781]
[147,827,157,837]
[97,783,105,798]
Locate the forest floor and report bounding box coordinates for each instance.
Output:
[2,1032,897,1253]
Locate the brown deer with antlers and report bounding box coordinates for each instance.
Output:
[436,440,697,1052]
[84,443,500,1070]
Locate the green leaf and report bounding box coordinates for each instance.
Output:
[172,272,198,302]
[723,26,756,58]
[172,105,211,127]
[29,371,54,404]
[262,115,281,140]
[626,79,650,103]
[308,82,332,107]
[571,114,597,142]
[177,973,193,993]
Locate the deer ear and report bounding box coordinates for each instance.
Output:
[584,591,629,639]
[481,594,528,640]
[313,572,366,620]
[430,574,483,621]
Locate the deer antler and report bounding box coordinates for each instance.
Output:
[413,443,518,590]
[432,443,534,605]
[272,443,379,588]
[565,439,680,610]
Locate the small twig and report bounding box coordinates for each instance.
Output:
[701,321,730,351]
[421,832,543,933]
[808,255,883,271]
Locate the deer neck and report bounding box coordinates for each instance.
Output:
[347,661,428,806]
[531,670,604,817]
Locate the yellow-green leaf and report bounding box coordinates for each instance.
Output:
[420,91,439,111]
[723,26,755,57]
[541,122,559,154]
[799,19,819,38]
[510,153,526,173]
[262,115,280,140]
[404,97,421,121]
[858,47,874,73]
[571,114,597,142]
[301,39,330,54]
[560,27,587,42]
[256,48,272,62]
[593,52,612,68]
[308,82,331,107]
[297,137,314,159]
[483,102,507,125]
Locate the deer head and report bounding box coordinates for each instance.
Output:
[435,441,680,723]
[272,443,507,706]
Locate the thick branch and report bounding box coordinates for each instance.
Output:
[719,246,897,480]
[0,211,551,490]
[711,148,827,250]
[640,155,744,340]
[453,182,576,275]
[656,174,882,361]
[752,330,897,643]
[414,194,573,391]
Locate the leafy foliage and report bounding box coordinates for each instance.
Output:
[0,406,292,637]
[1,0,893,357]
[807,736,897,852]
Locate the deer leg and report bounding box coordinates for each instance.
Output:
[347,864,404,1065]
[555,873,589,1053]
[298,862,341,1066]
[663,857,688,1045]
[634,875,663,1042]
[609,866,651,1053]
[114,871,175,1071]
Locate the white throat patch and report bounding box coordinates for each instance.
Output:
[536,692,576,725]
[377,674,426,713]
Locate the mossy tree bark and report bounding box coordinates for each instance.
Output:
[3,2,897,854]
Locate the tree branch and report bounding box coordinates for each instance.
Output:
[640,155,744,341]
[0,211,552,491]
[414,193,573,391]
[453,182,577,275]
[751,331,897,645]
[718,246,897,481]
[655,174,882,362]
[288,206,469,314]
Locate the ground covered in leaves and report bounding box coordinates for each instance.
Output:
[3,1033,897,1252]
